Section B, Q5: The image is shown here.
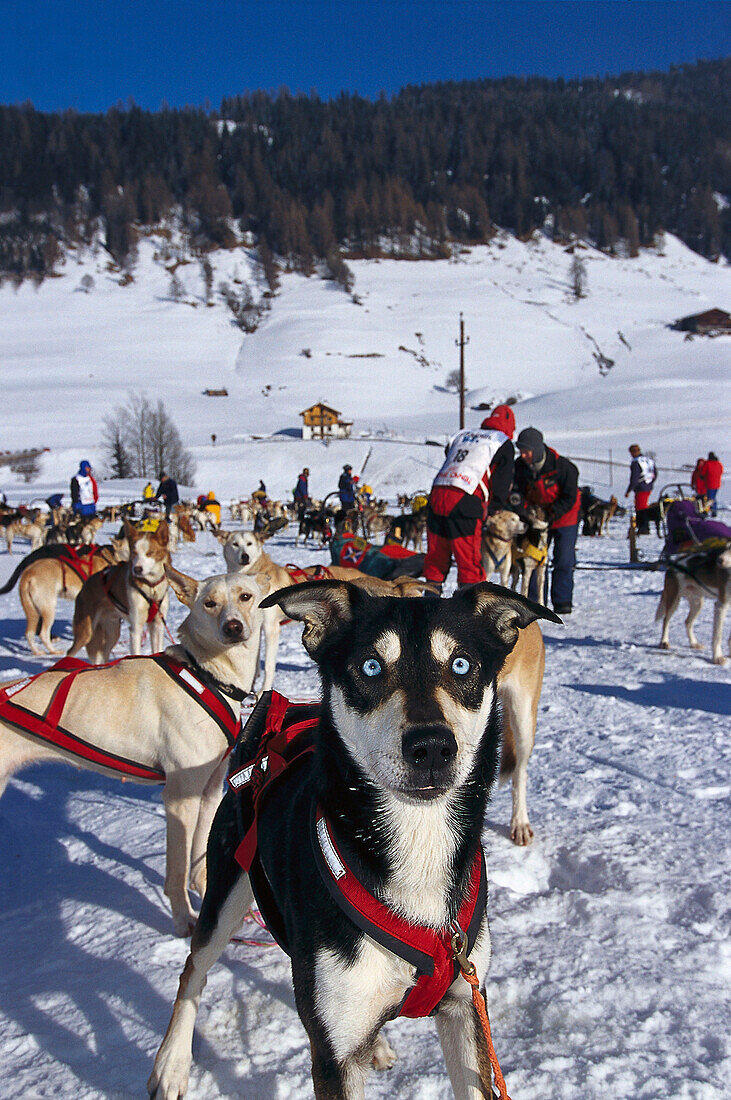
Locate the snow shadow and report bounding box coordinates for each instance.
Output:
[570,672,731,716]
[0,776,175,1094]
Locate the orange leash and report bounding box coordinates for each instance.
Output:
[451,923,512,1100]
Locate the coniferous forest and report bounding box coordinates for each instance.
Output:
[0,59,728,281]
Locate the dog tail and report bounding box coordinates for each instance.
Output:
[0,557,29,594]
[0,543,78,594]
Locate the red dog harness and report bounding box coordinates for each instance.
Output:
[58,543,103,584]
[229,692,487,1018]
[0,654,242,782]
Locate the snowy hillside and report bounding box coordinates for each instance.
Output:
[0,231,728,506]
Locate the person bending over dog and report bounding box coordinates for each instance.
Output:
[423,404,516,590]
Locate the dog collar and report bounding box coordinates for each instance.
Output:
[180,649,254,704]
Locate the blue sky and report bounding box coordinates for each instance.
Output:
[3,1,729,112]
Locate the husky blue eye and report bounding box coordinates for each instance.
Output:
[362,658,382,677]
[452,656,470,675]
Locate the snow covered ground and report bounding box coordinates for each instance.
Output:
[0,233,729,1098]
[0,519,729,1100]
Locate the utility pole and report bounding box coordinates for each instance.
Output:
[455,313,469,429]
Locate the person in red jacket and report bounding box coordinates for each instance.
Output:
[512,427,580,614]
[423,403,516,589]
[691,458,707,503]
[704,452,723,516]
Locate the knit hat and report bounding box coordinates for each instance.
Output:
[516,428,545,463]
[481,404,516,439]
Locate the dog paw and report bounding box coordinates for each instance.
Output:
[690,641,704,650]
[172,912,197,938]
[510,822,534,846]
[658,642,670,651]
[147,1055,190,1099]
[712,655,727,666]
[371,1033,398,1071]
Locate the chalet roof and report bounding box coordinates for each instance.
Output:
[677,308,730,325]
[299,402,342,417]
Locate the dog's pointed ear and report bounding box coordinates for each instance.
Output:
[154,519,169,546]
[165,564,199,607]
[212,529,229,544]
[455,582,562,648]
[123,517,138,542]
[260,579,356,657]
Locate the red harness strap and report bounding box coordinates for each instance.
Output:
[230,694,487,1019]
[0,658,165,782]
[285,564,334,583]
[313,810,486,1018]
[0,654,242,781]
[60,544,100,583]
[231,691,318,870]
[151,655,241,748]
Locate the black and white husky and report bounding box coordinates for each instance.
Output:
[148,579,559,1099]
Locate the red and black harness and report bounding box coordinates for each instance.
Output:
[57,543,110,590]
[0,654,242,782]
[228,692,487,1019]
[98,566,166,626]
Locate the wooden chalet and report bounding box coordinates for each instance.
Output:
[300,402,352,440]
[673,308,731,334]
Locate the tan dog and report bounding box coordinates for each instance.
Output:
[481,509,528,585]
[216,529,436,691]
[0,543,122,655]
[656,544,731,665]
[67,520,171,662]
[511,506,550,605]
[496,619,547,844]
[4,514,47,553]
[0,566,266,935]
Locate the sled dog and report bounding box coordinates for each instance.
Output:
[148,579,560,1099]
[510,506,550,605]
[0,542,122,656]
[656,543,731,664]
[216,529,435,691]
[0,566,266,935]
[67,520,171,662]
[481,509,528,586]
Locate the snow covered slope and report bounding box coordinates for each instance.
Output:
[0,231,728,505]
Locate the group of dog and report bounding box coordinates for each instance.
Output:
[0,489,727,1097]
[0,508,562,1097]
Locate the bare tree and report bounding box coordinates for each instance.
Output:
[102,393,196,484]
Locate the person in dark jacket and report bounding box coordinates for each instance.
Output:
[423,404,516,589]
[293,468,310,517]
[513,427,580,614]
[625,444,657,534]
[338,465,357,508]
[70,460,99,517]
[155,472,179,517]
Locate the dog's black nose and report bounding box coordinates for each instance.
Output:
[222,618,244,639]
[402,726,457,773]
[239,553,249,564]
